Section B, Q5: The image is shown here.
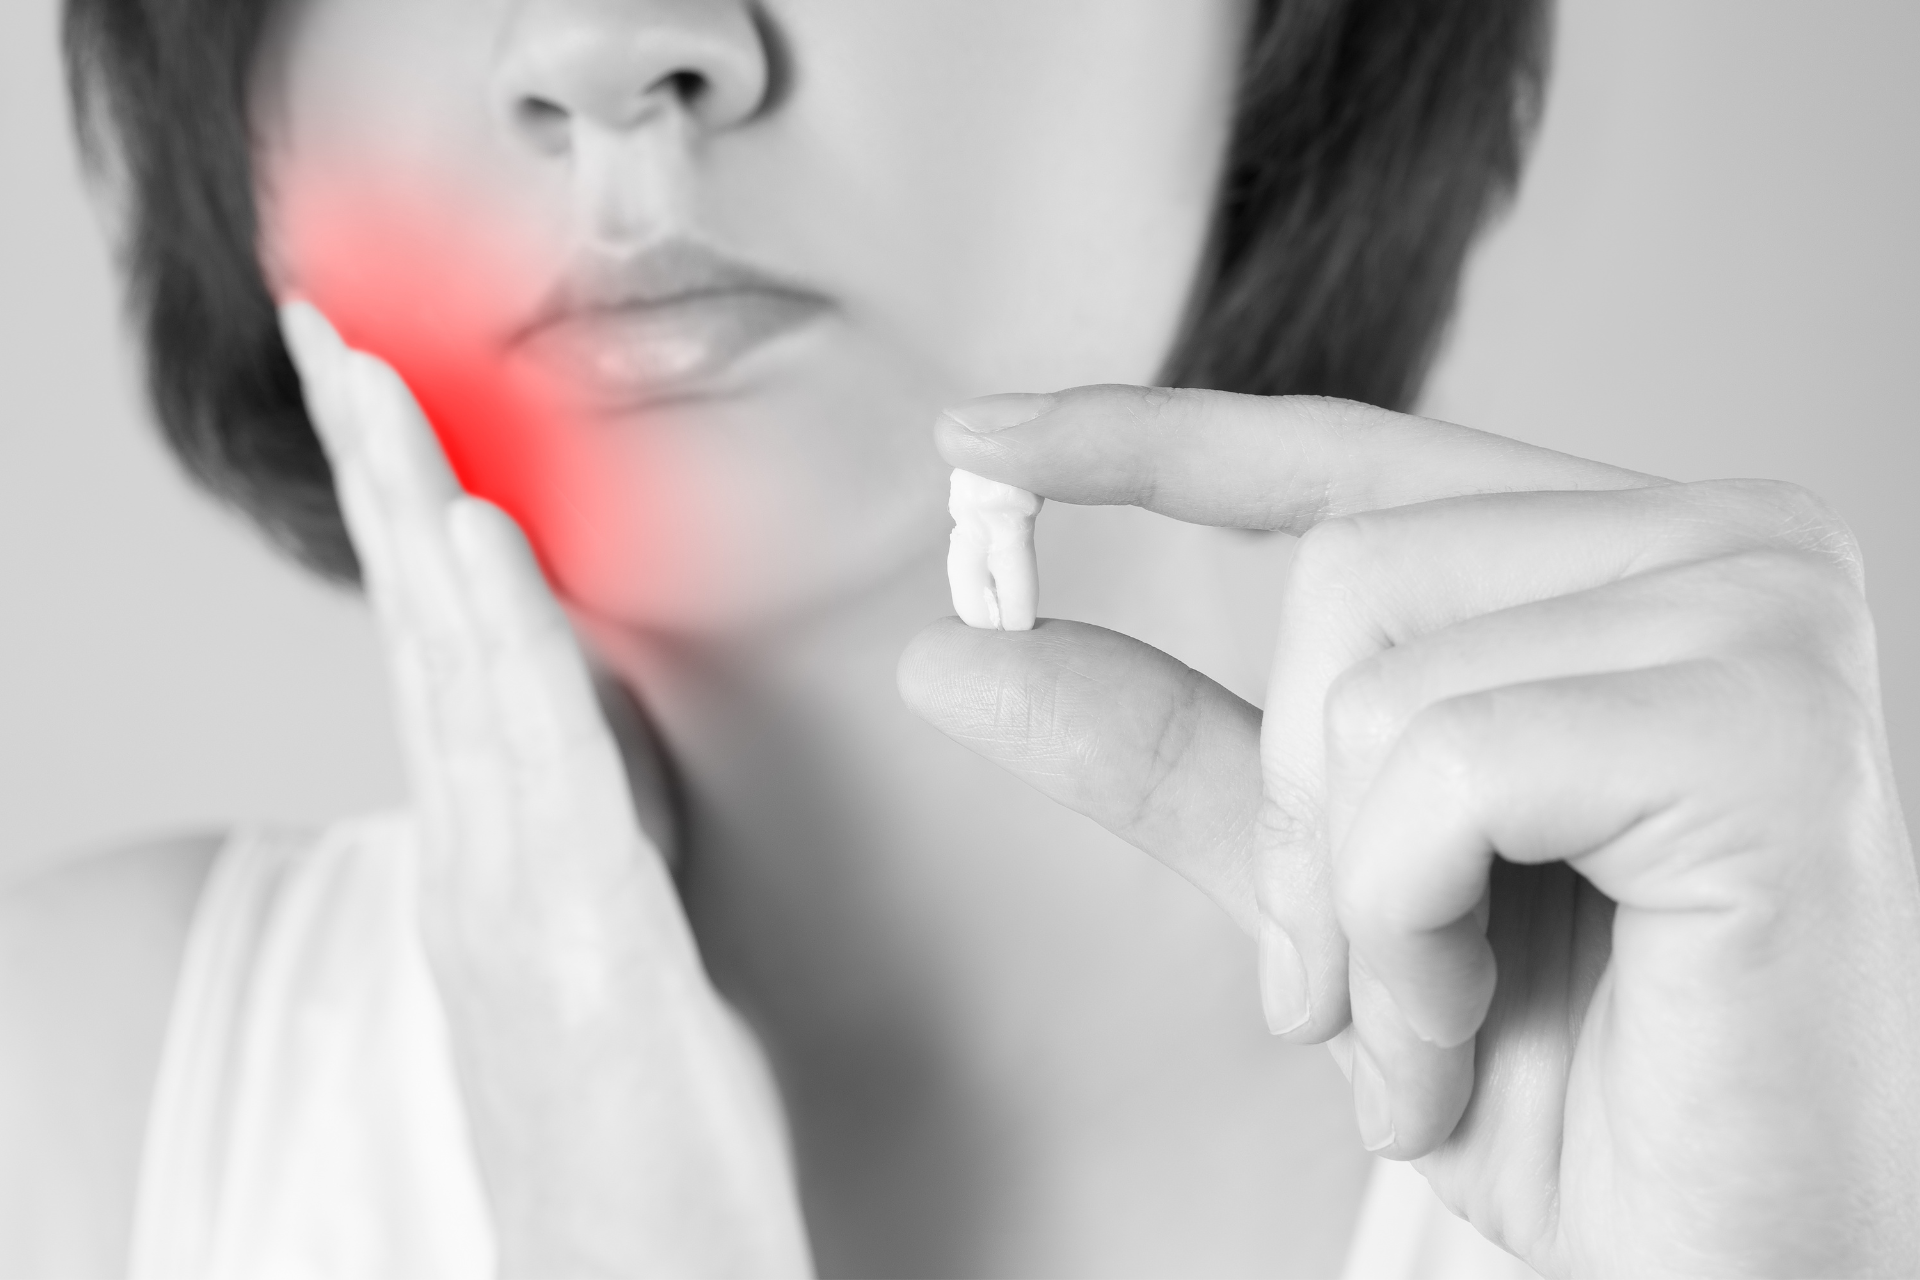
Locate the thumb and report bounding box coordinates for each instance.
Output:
[898,617,1262,934]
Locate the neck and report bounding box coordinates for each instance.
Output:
[588,535,950,732]
[573,535,950,859]
[567,511,1356,1279]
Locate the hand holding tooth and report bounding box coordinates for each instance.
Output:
[902,382,1920,1276]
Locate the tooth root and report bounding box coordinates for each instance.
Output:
[947,527,998,629]
[985,541,1036,631]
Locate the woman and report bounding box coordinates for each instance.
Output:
[4,0,1915,1276]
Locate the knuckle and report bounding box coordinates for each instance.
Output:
[1323,656,1407,765]
[1278,394,1376,432]
[1687,656,1880,879]
[1254,773,1324,857]
[1064,384,1212,508]
[1281,399,1384,518]
[1331,833,1436,947]
[1716,546,1874,660]
[1327,826,1379,916]
[1398,692,1490,796]
[1667,646,1877,826]
[1694,479,1865,586]
[1077,382,1198,430]
[1133,383,1185,418]
[1722,543,1828,594]
[1288,515,1382,602]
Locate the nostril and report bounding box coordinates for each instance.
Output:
[513,96,572,154]
[491,3,770,148]
[509,74,707,152]
[661,69,706,110]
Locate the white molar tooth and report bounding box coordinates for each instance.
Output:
[947,468,1042,631]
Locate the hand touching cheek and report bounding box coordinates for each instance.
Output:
[280,302,811,1279]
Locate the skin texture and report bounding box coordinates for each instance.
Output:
[899,385,1920,1275]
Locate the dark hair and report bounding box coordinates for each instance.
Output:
[63,0,1549,585]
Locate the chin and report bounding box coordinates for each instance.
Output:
[540,360,957,639]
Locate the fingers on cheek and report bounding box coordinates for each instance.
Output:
[330,466,399,602]
[279,310,388,584]
[284,305,596,866]
[280,301,352,437]
[447,500,611,779]
[388,641,497,844]
[350,353,465,505]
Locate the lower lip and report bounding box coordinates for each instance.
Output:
[515,290,831,411]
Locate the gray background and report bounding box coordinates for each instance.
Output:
[3,1,1917,873]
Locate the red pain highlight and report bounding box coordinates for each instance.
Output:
[280,169,697,619]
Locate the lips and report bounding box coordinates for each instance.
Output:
[511,239,831,410]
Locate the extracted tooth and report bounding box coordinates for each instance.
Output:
[947,468,1042,630]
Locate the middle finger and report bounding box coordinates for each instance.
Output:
[1254,481,1826,1043]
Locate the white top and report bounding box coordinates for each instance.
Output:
[127,818,1536,1279]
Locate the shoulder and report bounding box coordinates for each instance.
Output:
[0,830,225,1280]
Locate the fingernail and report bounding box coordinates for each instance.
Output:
[1258,917,1311,1035]
[942,392,1055,434]
[1351,1041,1395,1153]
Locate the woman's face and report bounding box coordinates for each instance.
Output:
[256,0,1249,634]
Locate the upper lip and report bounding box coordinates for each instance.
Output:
[512,238,825,342]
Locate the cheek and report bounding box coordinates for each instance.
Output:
[275,170,706,616]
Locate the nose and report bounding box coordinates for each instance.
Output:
[493,0,769,150]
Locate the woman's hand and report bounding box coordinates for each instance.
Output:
[279,303,812,1280]
[900,385,1920,1276]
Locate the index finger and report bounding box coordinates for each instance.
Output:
[934,385,1661,532]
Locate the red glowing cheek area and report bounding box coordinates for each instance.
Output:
[276,170,700,618]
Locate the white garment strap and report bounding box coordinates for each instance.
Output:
[127,816,494,1280]
[1342,1156,1542,1280]
[127,813,1533,1279]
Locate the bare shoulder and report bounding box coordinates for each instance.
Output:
[0,830,224,1280]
